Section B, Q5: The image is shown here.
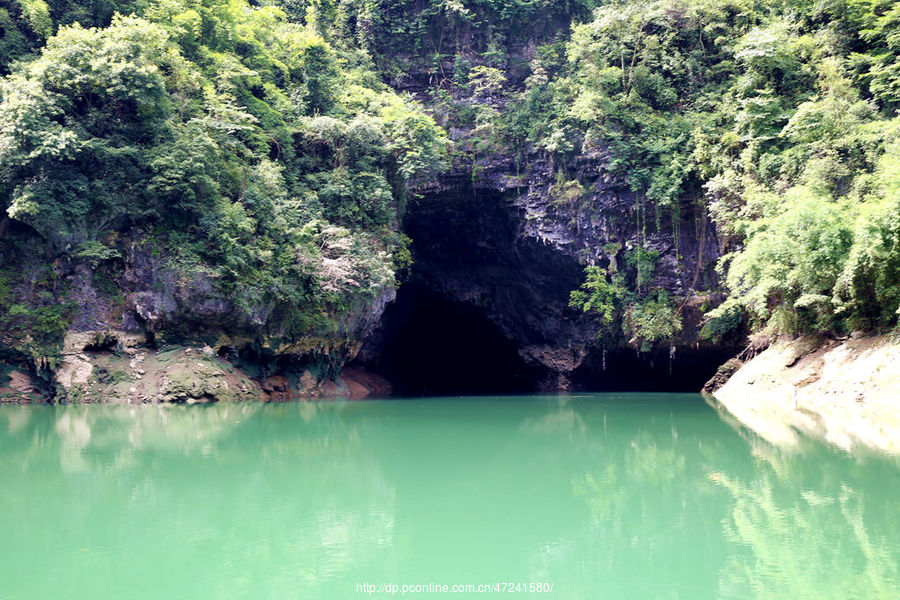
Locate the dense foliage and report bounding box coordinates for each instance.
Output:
[272,0,599,78]
[1,0,898,362]
[542,0,900,341]
[0,0,447,347]
[0,0,149,73]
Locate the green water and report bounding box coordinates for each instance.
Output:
[1,395,898,599]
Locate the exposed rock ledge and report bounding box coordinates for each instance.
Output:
[708,335,900,454]
[1,330,391,404]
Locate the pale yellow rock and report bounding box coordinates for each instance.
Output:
[7,370,36,394]
[56,355,93,389]
[714,336,900,454]
[56,330,151,392]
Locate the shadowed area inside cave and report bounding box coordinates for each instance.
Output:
[571,345,740,393]
[360,187,733,395]
[365,283,543,396]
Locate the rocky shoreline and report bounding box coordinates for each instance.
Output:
[6,330,900,457]
[707,335,900,455]
[1,332,391,404]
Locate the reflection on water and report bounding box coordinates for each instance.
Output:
[0,396,897,599]
[713,443,900,600]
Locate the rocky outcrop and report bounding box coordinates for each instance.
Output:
[356,112,734,391]
[708,335,900,454]
[0,364,40,403]
[43,339,391,404]
[0,224,396,402]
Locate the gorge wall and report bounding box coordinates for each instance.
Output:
[1,146,741,402]
[0,6,749,402]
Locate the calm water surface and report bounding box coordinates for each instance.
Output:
[1,394,898,599]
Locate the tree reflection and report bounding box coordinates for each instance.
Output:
[712,451,900,599]
[564,399,899,599]
[0,402,396,599]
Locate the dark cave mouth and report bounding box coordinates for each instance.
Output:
[363,283,543,397]
[362,282,732,395]
[358,188,732,396]
[571,344,739,393]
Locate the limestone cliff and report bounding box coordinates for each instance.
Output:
[0,226,394,402]
[1,52,741,402]
[356,76,741,392]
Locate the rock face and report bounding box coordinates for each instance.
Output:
[362,186,597,390]
[709,336,900,454]
[42,340,391,404]
[1,147,736,401]
[358,141,737,393]
[0,225,396,402]
[0,365,40,403]
[517,153,722,296]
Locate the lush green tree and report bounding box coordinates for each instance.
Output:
[0,0,447,343]
[545,0,900,338]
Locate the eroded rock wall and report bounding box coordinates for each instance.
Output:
[358,138,736,390]
[0,226,395,402]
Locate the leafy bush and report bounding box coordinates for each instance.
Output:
[623,291,682,352]
[700,301,743,342]
[570,254,682,351]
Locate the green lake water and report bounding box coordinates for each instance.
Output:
[1,394,898,599]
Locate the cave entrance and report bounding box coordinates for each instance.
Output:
[572,345,741,393]
[364,282,542,396]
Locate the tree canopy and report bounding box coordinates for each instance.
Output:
[0,0,448,342]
